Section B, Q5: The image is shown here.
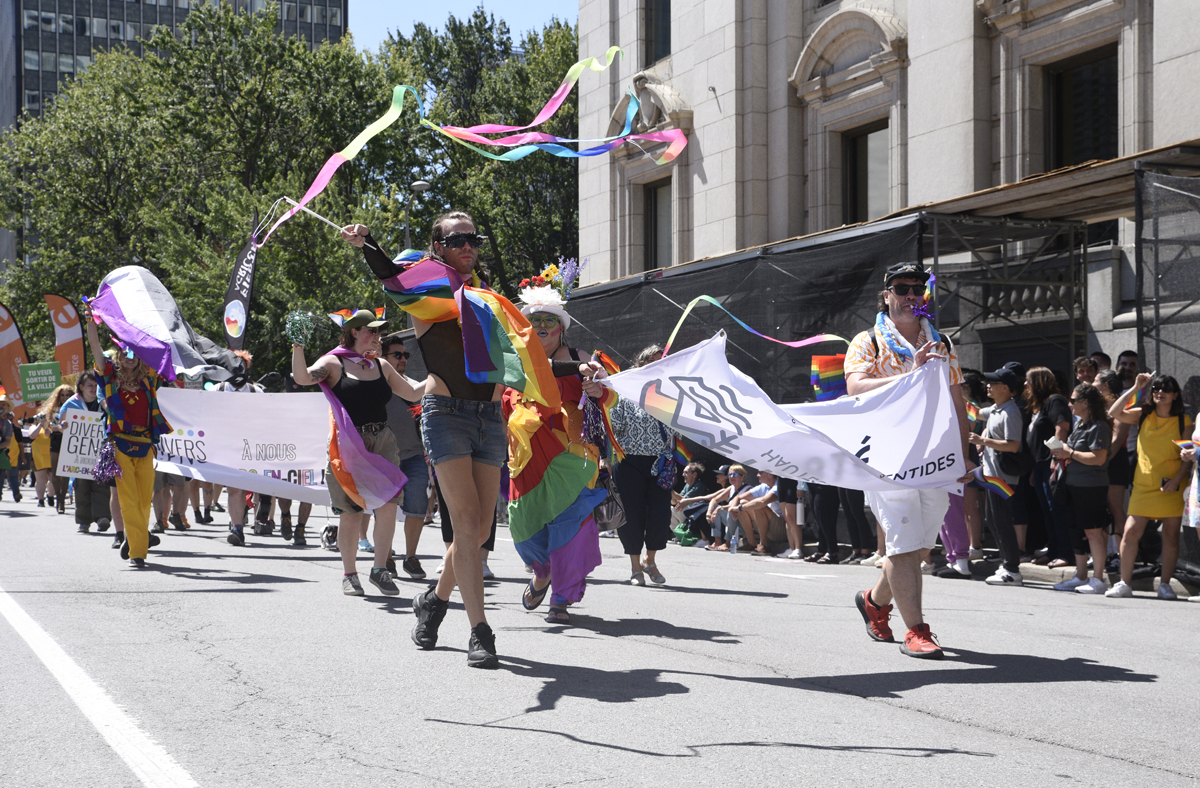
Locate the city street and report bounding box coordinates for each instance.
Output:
[2,501,1198,788]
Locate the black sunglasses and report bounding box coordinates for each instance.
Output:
[1151,385,1177,393]
[437,233,486,249]
[386,351,410,360]
[889,284,926,297]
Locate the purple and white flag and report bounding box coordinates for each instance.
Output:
[90,266,237,382]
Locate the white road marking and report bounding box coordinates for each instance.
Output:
[0,584,199,788]
[765,573,837,579]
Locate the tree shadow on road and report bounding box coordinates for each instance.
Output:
[793,648,1158,699]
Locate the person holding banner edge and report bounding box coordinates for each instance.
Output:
[844,261,975,660]
[59,370,113,533]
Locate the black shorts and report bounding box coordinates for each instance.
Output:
[1108,445,1134,486]
[49,432,63,454]
[776,477,799,505]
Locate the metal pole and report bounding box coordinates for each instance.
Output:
[404,191,415,251]
[1134,164,1147,366]
[1153,175,1163,373]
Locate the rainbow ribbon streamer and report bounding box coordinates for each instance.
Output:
[256,48,686,248]
[811,355,847,401]
[971,467,1014,499]
[662,295,848,357]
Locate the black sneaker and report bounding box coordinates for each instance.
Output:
[148,533,161,548]
[129,558,145,569]
[120,538,130,560]
[401,556,427,579]
[78,522,90,534]
[251,521,267,535]
[369,567,400,596]
[321,525,338,551]
[292,524,307,547]
[202,507,214,524]
[411,586,448,650]
[112,532,124,549]
[227,526,244,547]
[467,622,499,669]
[169,512,186,531]
[151,520,166,533]
[279,513,293,541]
[211,502,225,513]
[96,518,111,532]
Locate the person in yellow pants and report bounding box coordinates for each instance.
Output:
[84,302,172,569]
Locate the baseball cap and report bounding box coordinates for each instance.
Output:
[883,261,930,287]
[716,465,731,475]
[983,367,1020,392]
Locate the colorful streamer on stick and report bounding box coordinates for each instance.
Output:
[811,355,847,401]
[662,295,849,357]
[256,47,687,248]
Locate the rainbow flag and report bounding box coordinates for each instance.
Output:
[1174,439,1194,451]
[971,467,1014,499]
[811,355,847,401]
[382,258,559,409]
[673,438,692,466]
[965,402,980,423]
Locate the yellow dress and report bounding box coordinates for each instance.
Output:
[1128,411,1194,518]
[31,430,51,471]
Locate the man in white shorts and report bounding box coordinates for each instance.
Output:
[843,261,973,660]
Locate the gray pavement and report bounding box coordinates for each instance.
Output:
[2,497,1199,788]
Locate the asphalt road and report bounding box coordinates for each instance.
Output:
[2,498,1198,788]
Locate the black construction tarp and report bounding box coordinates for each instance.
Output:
[566,219,920,404]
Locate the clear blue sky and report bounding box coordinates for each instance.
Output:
[348,0,579,53]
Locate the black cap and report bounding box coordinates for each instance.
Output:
[716,465,731,475]
[1003,361,1026,381]
[883,261,930,288]
[983,367,1020,392]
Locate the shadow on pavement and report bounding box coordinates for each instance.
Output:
[583,577,789,599]
[498,655,690,713]
[0,509,38,518]
[576,615,740,644]
[795,648,1158,699]
[150,564,314,585]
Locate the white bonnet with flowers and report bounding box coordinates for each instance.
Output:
[517,257,590,332]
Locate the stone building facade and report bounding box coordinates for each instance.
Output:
[577,0,1200,373]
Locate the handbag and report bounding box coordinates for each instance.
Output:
[593,473,626,531]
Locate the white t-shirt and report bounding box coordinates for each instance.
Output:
[747,482,782,517]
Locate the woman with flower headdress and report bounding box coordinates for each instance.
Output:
[508,262,616,625]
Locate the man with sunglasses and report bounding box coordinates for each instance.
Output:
[379,334,432,580]
[844,261,974,660]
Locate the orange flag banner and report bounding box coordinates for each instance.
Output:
[0,302,35,419]
[43,294,86,377]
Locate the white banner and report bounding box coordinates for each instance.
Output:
[155,389,332,505]
[602,333,964,493]
[57,410,107,480]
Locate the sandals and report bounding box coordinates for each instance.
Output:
[803,553,822,563]
[642,562,666,585]
[544,606,570,625]
[523,578,550,610]
[630,570,647,586]
[815,554,834,564]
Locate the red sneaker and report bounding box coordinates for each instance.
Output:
[855,589,894,643]
[900,623,944,660]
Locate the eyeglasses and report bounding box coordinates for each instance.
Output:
[888,284,926,297]
[529,315,560,328]
[1069,397,1081,403]
[386,351,409,360]
[437,233,485,249]
[728,472,743,477]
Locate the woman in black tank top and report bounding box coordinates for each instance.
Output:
[342,211,508,668]
[292,309,425,599]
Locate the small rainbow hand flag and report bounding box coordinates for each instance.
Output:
[673,438,692,466]
[965,402,980,423]
[1174,439,1194,451]
[971,467,1014,499]
[811,355,847,401]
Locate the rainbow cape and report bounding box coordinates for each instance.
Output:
[970,466,1013,499]
[381,258,559,409]
[811,355,847,401]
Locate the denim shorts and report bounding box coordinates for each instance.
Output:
[399,453,430,518]
[420,395,506,468]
